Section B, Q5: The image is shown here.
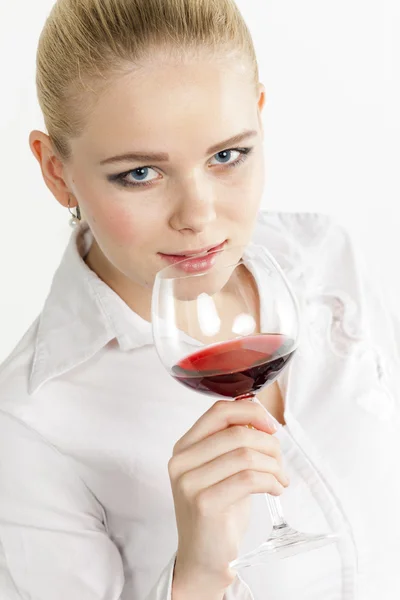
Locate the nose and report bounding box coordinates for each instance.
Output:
[169,174,217,233]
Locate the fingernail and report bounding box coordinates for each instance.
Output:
[277,482,285,494]
[268,419,278,432]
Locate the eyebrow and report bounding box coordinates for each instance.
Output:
[99,129,258,166]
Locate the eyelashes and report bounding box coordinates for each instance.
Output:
[107,146,254,189]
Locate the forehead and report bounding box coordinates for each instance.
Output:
[75,58,257,157]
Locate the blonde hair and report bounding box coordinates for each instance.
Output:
[36,0,259,160]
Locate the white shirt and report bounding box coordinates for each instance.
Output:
[0,211,399,600]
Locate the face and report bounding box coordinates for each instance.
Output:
[34,51,266,317]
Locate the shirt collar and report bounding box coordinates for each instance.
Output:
[29,222,153,394]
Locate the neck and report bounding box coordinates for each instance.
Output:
[85,239,152,322]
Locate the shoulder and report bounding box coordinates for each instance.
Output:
[253,208,364,316]
[0,317,57,454]
[252,210,362,295]
[0,317,39,411]
[253,210,354,259]
[253,211,400,394]
[254,210,396,347]
[0,318,103,495]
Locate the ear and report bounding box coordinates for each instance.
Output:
[257,83,266,112]
[28,131,78,209]
[256,83,266,138]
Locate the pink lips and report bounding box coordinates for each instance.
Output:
[159,241,227,273]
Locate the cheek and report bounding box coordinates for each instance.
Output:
[246,154,265,204]
[95,205,139,245]
[247,151,265,191]
[72,170,166,262]
[226,156,264,215]
[81,189,156,248]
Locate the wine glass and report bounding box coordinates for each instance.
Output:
[151,242,339,569]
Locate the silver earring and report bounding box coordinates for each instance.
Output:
[68,196,81,228]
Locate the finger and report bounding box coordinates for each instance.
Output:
[170,425,282,480]
[174,399,277,454]
[194,471,286,515]
[177,448,289,498]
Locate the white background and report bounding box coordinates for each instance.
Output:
[0,0,399,362]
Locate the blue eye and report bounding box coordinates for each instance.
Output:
[108,166,160,187]
[209,148,252,168]
[126,167,159,183]
[108,146,254,189]
[131,167,150,181]
[215,150,234,164]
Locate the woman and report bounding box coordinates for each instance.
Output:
[0,0,399,598]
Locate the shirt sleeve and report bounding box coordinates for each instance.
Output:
[0,410,255,600]
[146,554,254,600]
[0,408,125,600]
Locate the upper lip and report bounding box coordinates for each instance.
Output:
[160,241,226,257]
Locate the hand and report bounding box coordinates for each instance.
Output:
[169,399,289,599]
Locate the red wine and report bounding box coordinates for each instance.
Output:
[172,334,295,399]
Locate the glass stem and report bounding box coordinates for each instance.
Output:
[239,393,288,531]
[264,494,287,529]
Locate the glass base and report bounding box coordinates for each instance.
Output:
[230,525,340,570]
